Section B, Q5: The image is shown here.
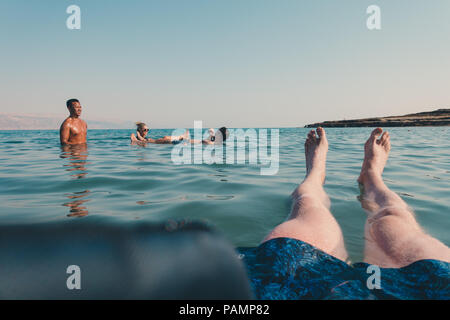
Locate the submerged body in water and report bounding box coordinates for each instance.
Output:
[130,123,229,146]
[130,122,188,145]
[60,99,87,145]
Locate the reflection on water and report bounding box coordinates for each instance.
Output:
[136,194,235,205]
[63,190,90,217]
[60,144,90,217]
[60,144,89,179]
[210,168,228,182]
[206,195,234,200]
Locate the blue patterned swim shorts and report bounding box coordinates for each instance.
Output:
[237,237,450,300]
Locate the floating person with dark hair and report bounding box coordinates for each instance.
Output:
[187,126,229,145]
[204,127,229,145]
[130,122,189,145]
[60,99,87,145]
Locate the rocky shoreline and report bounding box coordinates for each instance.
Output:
[305,109,450,128]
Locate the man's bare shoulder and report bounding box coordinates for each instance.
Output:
[60,117,73,128]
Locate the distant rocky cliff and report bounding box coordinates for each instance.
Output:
[305,109,450,128]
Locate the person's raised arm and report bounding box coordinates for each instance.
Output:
[136,131,146,141]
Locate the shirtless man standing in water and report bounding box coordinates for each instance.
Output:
[60,99,87,145]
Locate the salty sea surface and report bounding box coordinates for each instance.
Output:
[0,127,449,263]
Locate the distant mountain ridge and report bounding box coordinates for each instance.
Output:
[305,109,450,128]
[0,113,133,130]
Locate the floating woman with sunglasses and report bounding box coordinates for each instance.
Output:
[130,122,188,145]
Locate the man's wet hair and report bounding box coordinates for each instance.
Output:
[66,99,80,108]
[218,127,228,141]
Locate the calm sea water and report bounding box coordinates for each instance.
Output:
[0,127,448,262]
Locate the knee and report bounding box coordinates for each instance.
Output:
[291,187,329,209]
[368,215,406,254]
[371,207,415,222]
[370,214,403,233]
[368,212,420,246]
[290,194,325,214]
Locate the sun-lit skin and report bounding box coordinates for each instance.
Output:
[59,101,87,145]
[130,124,189,145]
[185,128,229,145]
[263,127,348,261]
[263,127,450,267]
[358,128,450,267]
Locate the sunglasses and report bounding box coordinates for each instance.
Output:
[142,128,149,132]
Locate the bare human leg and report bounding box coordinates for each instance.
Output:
[263,128,348,262]
[359,128,450,268]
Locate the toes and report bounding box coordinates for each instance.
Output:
[307,130,317,142]
[370,127,383,143]
[370,127,382,138]
[305,130,317,151]
[385,141,391,151]
[316,127,326,139]
[380,131,389,145]
[382,132,391,151]
[305,130,313,145]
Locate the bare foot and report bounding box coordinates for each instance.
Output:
[358,128,391,186]
[304,127,328,184]
[178,129,190,141]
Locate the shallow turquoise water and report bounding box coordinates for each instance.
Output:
[0,127,448,262]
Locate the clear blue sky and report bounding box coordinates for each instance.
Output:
[1,0,449,128]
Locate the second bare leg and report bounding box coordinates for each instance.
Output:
[359,128,450,268]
